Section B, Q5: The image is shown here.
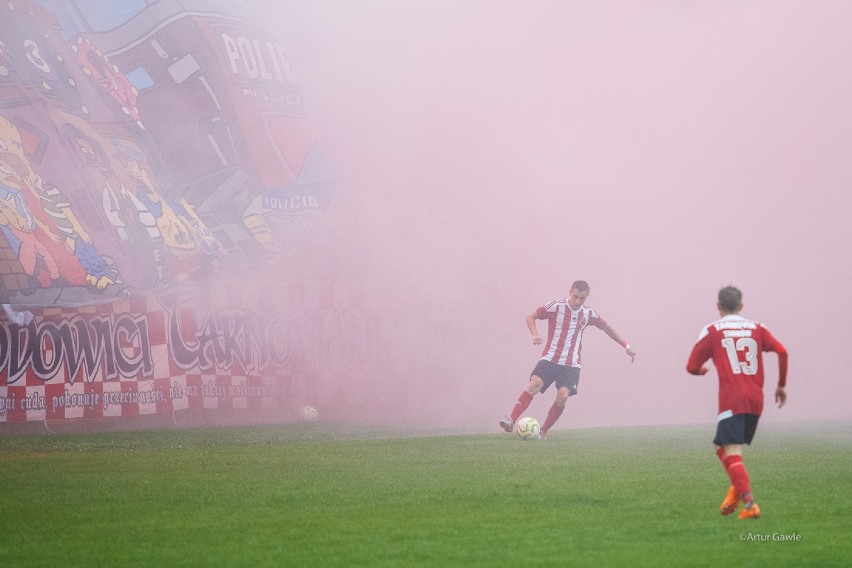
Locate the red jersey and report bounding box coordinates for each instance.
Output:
[536,300,607,367]
[686,314,788,418]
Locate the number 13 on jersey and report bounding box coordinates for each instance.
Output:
[721,337,758,376]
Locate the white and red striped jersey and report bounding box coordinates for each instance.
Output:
[535,300,607,367]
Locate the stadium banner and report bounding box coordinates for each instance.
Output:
[0,270,453,423]
[0,0,354,423]
[0,277,283,423]
[0,0,340,309]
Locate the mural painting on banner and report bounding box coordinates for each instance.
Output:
[1,0,343,308]
[56,0,341,263]
[0,0,352,424]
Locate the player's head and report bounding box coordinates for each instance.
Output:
[717,286,743,315]
[568,280,590,309]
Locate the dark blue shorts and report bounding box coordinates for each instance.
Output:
[714,413,760,446]
[531,359,580,396]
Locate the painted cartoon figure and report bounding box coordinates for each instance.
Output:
[113,142,196,253]
[0,116,93,289]
[0,179,64,287]
[178,198,227,256]
[112,141,226,258]
[32,174,116,289]
[0,116,119,290]
[62,121,166,289]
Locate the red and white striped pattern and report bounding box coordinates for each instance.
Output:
[536,300,607,367]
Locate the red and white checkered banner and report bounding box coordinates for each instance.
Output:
[0,278,283,422]
[1,268,460,423]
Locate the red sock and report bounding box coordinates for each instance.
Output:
[540,402,564,433]
[716,447,727,470]
[509,391,534,422]
[723,455,753,502]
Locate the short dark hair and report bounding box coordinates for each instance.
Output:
[571,280,590,293]
[718,286,742,313]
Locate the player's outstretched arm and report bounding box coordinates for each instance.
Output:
[602,324,635,363]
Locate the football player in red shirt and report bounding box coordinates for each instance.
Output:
[499,280,636,439]
[686,286,788,520]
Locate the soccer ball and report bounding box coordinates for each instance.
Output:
[515,416,540,440]
[300,405,319,422]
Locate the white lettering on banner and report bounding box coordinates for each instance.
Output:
[167,304,437,377]
[0,315,153,385]
[0,296,443,422]
[102,387,165,411]
[240,87,302,105]
[2,306,439,380]
[220,33,296,83]
[169,305,281,374]
[0,380,270,417]
[229,383,272,399]
[51,390,101,413]
[263,194,319,211]
[201,382,226,398]
[20,391,45,411]
[169,382,184,401]
[0,393,14,416]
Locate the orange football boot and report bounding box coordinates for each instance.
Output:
[720,485,739,515]
[738,503,761,520]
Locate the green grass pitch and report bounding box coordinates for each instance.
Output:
[1,421,849,567]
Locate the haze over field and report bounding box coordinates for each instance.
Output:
[247,1,852,430]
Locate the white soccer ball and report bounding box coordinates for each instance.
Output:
[515,416,540,440]
[300,405,319,422]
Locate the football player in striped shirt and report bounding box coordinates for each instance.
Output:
[686,286,788,520]
[499,280,636,439]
